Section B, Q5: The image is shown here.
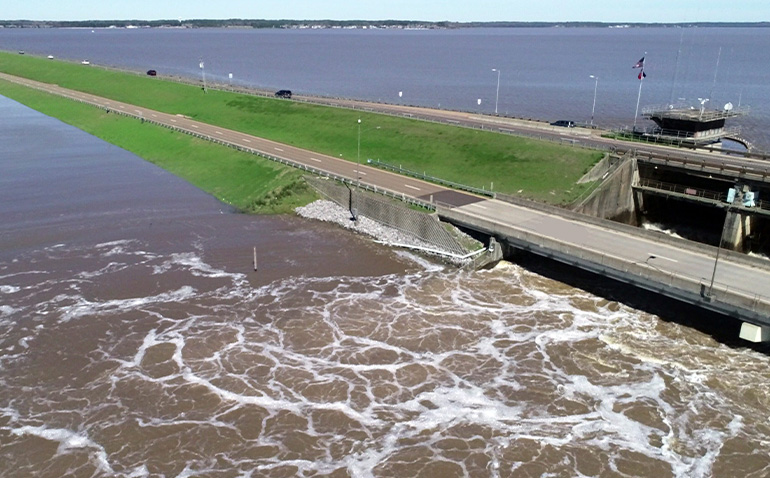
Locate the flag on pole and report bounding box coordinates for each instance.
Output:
[199,61,204,69]
[632,56,646,80]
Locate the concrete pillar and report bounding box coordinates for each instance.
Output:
[739,322,770,343]
[488,237,504,263]
[722,210,752,252]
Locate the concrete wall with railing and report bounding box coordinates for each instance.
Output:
[305,176,469,256]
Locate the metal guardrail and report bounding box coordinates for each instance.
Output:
[636,179,770,214]
[367,159,495,198]
[634,149,770,181]
[642,104,750,121]
[637,178,725,202]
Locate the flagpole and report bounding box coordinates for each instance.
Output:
[633,75,644,130]
[633,52,647,131]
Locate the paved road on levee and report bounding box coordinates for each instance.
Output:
[3,72,769,314]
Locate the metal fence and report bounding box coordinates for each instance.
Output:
[367,159,495,198]
[637,179,770,213]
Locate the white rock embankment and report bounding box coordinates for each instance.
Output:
[295,200,447,254]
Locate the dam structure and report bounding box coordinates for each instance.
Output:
[3,71,768,342]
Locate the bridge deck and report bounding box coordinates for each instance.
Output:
[439,199,770,326]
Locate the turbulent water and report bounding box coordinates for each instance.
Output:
[5,237,770,477]
[2,83,770,476]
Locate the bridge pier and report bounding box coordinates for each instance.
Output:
[722,209,753,252]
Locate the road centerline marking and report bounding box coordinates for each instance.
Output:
[404,184,421,191]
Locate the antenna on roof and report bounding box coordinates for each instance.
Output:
[709,46,722,101]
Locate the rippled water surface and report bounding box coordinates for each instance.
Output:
[2,96,770,477]
[1,26,769,149]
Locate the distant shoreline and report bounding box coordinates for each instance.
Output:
[1,20,769,30]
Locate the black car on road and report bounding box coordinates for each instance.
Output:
[275,90,292,99]
[550,120,575,128]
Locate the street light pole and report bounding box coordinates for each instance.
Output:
[589,75,599,126]
[199,59,207,93]
[707,205,730,298]
[357,118,361,187]
[492,68,501,115]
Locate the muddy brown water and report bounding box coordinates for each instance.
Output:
[2,96,770,477]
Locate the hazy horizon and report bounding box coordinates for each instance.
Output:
[3,0,768,23]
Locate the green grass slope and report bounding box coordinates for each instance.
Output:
[0,51,602,205]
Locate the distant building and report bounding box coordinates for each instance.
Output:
[640,102,750,149]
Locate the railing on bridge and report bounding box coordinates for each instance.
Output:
[634,149,770,181]
[367,159,496,198]
[637,178,770,212]
[637,178,725,202]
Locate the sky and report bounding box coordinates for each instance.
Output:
[4,0,769,23]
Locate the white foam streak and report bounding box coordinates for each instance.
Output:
[0,305,20,317]
[181,370,302,414]
[57,286,196,322]
[10,425,114,474]
[153,252,246,280]
[642,221,686,239]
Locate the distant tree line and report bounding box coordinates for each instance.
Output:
[0,19,768,29]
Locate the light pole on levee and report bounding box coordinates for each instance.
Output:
[589,75,599,125]
[199,59,207,93]
[492,68,501,115]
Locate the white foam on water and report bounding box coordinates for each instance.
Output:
[0,305,20,317]
[57,286,197,323]
[97,239,135,257]
[0,285,20,294]
[642,221,687,240]
[153,251,247,281]
[5,241,770,477]
[77,261,130,279]
[10,425,115,474]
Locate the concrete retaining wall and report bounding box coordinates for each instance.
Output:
[305,176,469,256]
[572,155,638,224]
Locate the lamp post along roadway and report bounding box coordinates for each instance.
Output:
[357,118,361,187]
[492,68,501,115]
[589,75,599,125]
[199,59,207,93]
